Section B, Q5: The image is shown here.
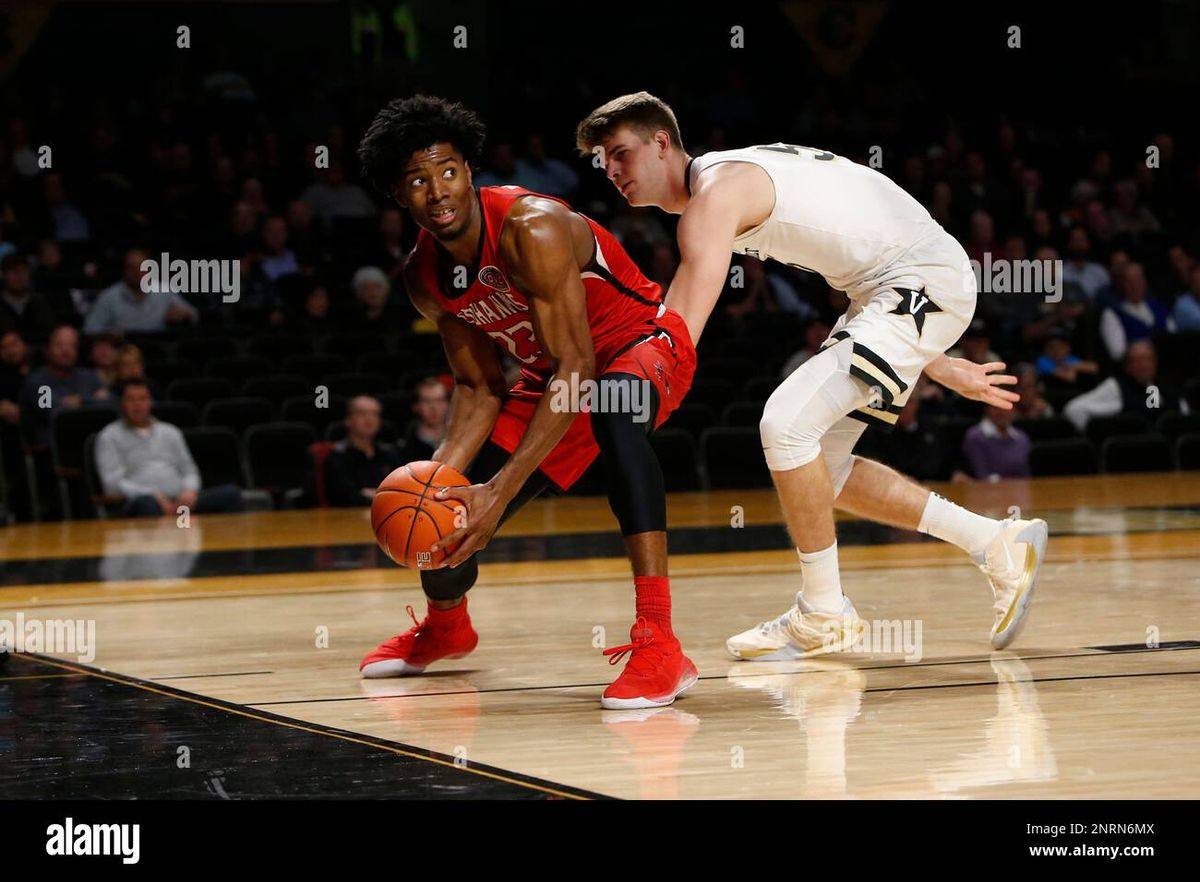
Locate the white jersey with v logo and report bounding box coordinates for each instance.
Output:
[689,143,957,299]
[690,142,978,427]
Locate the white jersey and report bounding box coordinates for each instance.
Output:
[688,143,950,298]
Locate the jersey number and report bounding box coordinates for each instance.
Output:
[488,321,540,365]
[756,143,836,161]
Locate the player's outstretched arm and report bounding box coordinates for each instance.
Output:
[405,259,507,473]
[668,179,745,346]
[433,200,595,566]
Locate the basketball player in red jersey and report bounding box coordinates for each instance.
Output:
[355,95,698,708]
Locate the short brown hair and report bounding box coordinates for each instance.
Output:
[575,92,683,156]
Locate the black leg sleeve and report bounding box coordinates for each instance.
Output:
[591,372,666,536]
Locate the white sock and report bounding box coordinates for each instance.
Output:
[918,493,1002,558]
[797,541,843,613]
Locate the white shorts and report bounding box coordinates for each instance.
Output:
[821,231,976,430]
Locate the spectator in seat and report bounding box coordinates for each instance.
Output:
[1064,340,1187,431]
[261,215,299,281]
[84,248,199,335]
[0,253,56,343]
[1012,363,1054,418]
[963,405,1032,481]
[1036,328,1099,389]
[1174,265,1200,332]
[113,343,162,400]
[300,161,377,223]
[94,380,244,517]
[949,318,1001,365]
[1099,261,1173,361]
[89,333,121,388]
[1108,179,1161,244]
[19,324,109,447]
[286,278,335,335]
[0,330,32,519]
[403,377,449,462]
[516,132,580,199]
[1061,226,1110,302]
[363,207,408,283]
[350,265,393,327]
[325,395,404,507]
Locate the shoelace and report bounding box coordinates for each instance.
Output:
[386,605,424,643]
[603,616,657,668]
[758,609,793,635]
[979,554,1020,616]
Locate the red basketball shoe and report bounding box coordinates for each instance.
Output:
[360,599,478,677]
[601,616,698,709]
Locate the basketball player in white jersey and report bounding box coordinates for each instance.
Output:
[576,92,1049,658]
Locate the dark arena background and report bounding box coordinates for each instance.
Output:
[1,0,1197,864]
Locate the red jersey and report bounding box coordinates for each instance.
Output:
[409,185,666,386]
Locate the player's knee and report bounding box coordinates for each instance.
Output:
[592,373,656,446]
[760,390,824,471]
[420,556,479,601]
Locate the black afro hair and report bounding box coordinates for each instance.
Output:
[357,94,487,195]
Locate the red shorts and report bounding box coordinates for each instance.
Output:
[488,308,697,490]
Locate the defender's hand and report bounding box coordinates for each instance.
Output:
[935,358,1020,409]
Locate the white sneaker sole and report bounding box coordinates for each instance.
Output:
[360,659,427,678]
[600,669,699,710]
[991,519,1049,650]
[725,641,805,662]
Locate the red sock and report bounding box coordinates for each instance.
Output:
[634,576,672,634]
[427,596,469,622]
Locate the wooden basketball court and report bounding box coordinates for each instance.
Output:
[3,473,1198,799]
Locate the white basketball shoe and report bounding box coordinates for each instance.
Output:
[726,595,864,661]
[974,518,1049,649]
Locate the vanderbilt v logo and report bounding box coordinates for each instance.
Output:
[888,286,943,335]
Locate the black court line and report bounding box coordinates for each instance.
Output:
[3,510,1200,588]
[1,653,609,800]
[151,670,274,681]
[861,668,1200,694]
[246,644,1200,707]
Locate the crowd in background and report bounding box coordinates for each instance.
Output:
[1,2,1198,522]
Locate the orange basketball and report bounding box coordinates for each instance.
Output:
[372,461,470,570]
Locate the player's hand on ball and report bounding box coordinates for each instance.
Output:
[431,480,506,568]
[941,358,1020,409]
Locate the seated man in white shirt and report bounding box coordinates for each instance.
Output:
[94,380,243,517]
[1063,340,1188,432]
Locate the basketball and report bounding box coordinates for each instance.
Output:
[371,461,470,570]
